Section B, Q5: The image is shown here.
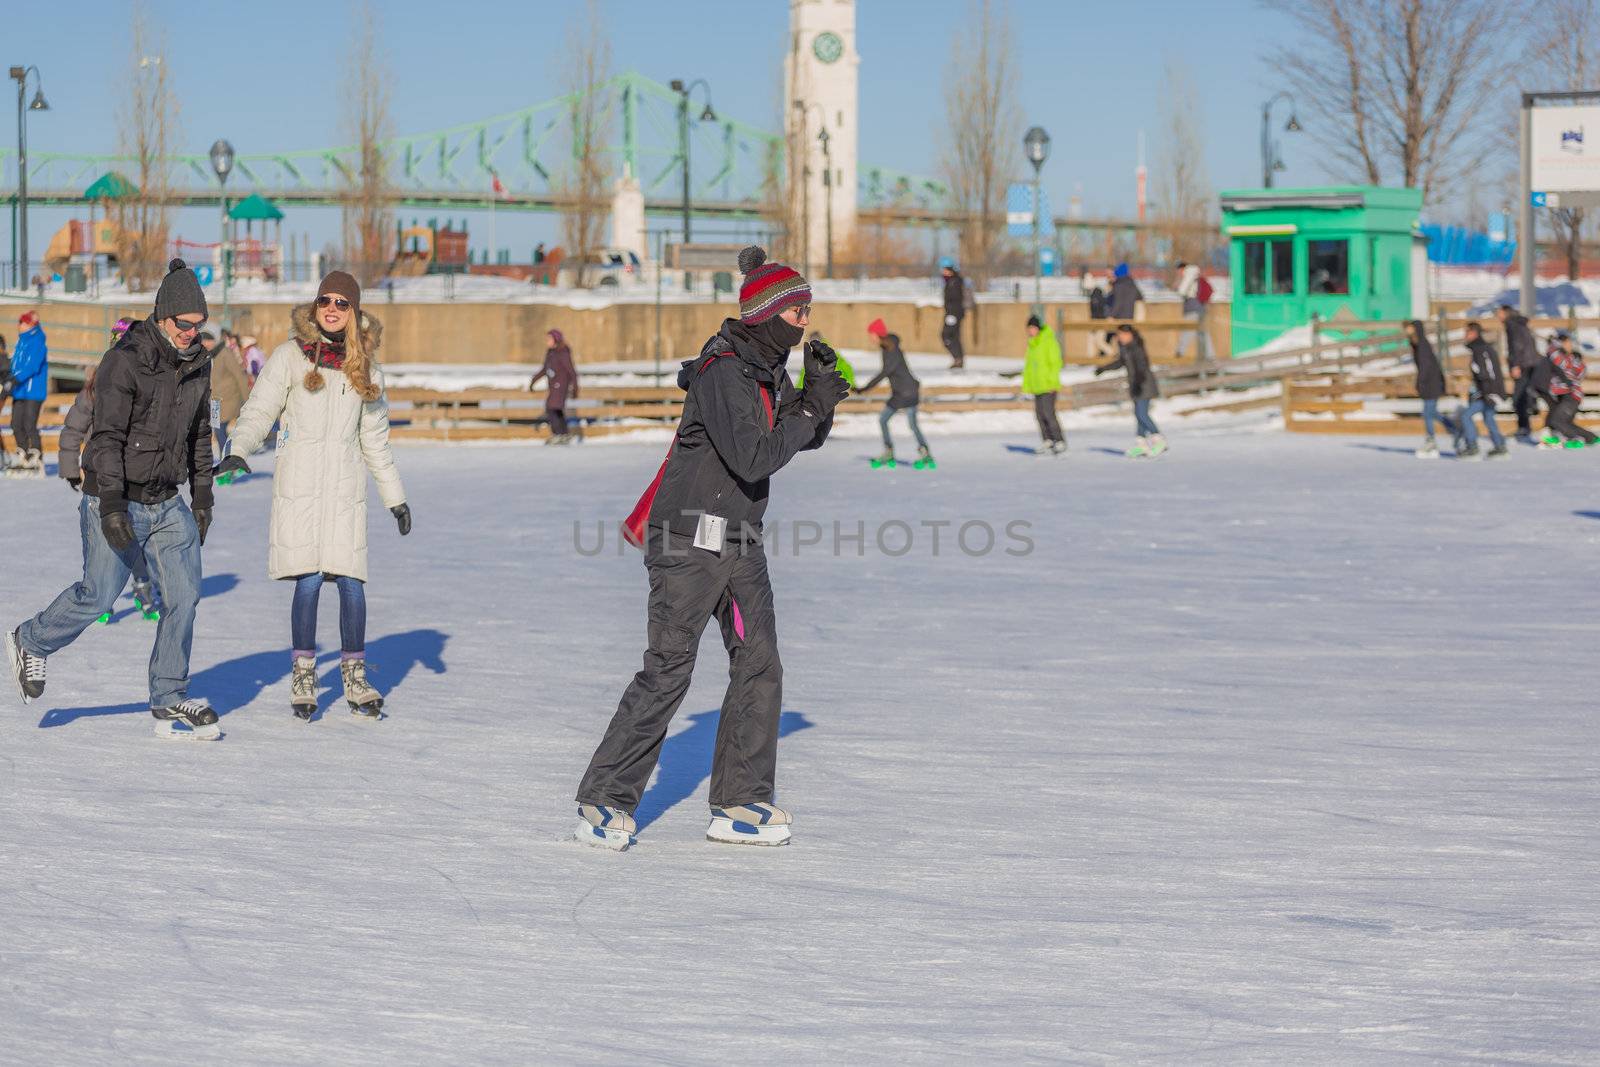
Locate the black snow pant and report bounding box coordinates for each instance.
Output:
[11,397,41,453]
[1033,392,1064,444]
[1512,371,1539,436]
[1548,395,1598,444]
[577,527,783,812]
[942,318,965,367]
[547,408,568,437]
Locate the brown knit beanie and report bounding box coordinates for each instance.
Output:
[317,271,361,314]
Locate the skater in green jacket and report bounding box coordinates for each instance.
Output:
[1023,315,1065,455]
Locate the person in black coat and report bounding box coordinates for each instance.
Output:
[575,246,849,851]
[1095,323,1165,456]
[1496,304,1543,440]
[1404,319,1448,456]
[1457,321,1507,458]
[6,259,217,736]
[858,317,929,466]
[940,265,967,369]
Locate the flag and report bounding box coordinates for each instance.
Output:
[491,174,507,199]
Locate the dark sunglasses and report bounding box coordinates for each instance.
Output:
[316,295,352,311]
[783,303,812,319]
[172,316,207,334]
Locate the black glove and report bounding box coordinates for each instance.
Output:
[194,507,212,546]
[66,476,81,492]
[801,369,850,420]
[803,338,839,382]
[102,511,135,553]
[392,503,412,536]
[213,455,251,478]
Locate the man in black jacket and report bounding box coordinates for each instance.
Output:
[576,246,848,850]
[941,264,967,369]
[5,259,219,740]
[1458,321,1508,459]
[1496,304,1542,440]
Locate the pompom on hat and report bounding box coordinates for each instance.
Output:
[737,246,811,325]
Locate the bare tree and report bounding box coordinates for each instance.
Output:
[1154,59,1215,266]
[1527,0,1599,279]
[341,2,393,286]
[557,0,613,288]
[1265,0,1509,204]
[112,3,181,293]
[940,0,1020,284]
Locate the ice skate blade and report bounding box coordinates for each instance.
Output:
[573,818,633,852]
[155,720,223,742]
[348,702,386,722]
[706,817,792,846]
[292,705,316,722]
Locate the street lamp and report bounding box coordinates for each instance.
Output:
[669,78,716,253]
[9,65,49,292]
[1260,92,1301,189]
[209,138,235,318]
[793,100,826,280]
[1023,125,1051,313]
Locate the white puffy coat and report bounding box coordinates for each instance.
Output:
[227,310,405,581]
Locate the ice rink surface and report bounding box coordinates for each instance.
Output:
[1,429,1596,1064]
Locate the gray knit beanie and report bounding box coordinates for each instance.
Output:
[153,258,208,322]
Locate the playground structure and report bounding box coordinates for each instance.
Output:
[391,219,471,277]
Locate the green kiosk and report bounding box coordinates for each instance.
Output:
[1220,185,1424,355]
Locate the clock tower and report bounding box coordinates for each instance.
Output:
[784,0,858,279]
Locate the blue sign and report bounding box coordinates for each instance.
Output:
[1531,192,1549,208]
[194,264,214,286]
[1006,182,1051,238]
[1039,247,1057,277]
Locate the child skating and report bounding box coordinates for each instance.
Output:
[858,318,932,469]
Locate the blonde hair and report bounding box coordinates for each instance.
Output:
[302,308,379,402]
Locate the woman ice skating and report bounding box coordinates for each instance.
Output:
[528,328,580,444]
[216,271,411,721]
[1096,323,1164,457]
[1023,314,1065,455]
[6,260,217,740]
[1403,320,1447,457]
[859,318,932,469]
[575,245,849,851]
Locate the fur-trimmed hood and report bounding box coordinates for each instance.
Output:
[289,302,383,402]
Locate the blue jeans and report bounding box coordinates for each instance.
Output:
[291,573,367,656]
[878,404,929,450]
[1134,398,1160,436]
[18,493,201,707]
[1421,398,1441,438]
[1461,398,1505,450]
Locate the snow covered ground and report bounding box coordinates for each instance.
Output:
[1,430,1597,1063]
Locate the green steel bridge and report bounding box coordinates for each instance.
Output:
[0,71,951,225]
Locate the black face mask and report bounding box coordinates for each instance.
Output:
[759,314,805,354]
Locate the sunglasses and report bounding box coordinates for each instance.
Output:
[173,316,207,334]
[782,303,812,320]
[316,295,352,311]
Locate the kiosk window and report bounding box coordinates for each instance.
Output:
[1244,239,1294,295]
[1308,239,1350,295]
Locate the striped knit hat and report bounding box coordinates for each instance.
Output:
[737,246,811,324]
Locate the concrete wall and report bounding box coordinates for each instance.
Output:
[0,297,1234,368]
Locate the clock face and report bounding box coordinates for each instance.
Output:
[813,31,843,64]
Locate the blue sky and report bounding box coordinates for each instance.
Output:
[7,0,1320,261]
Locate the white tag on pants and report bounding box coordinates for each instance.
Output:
[693,513,726,553]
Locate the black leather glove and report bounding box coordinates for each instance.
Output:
[213,455,251,478]
[194,507,212,546]
[102,511,135,553]
[66,475,81,492]
[392,503,412,536]
[801,369,850,420]
[803,338,839,382]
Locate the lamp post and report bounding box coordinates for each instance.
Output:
[1023,125,1051,314]
[1259,92,1301,189]
[818,125,834,279]
[209,138,235,319]
[669,78,716,252]
[9,65,48,292]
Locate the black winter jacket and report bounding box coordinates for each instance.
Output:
[1408,322,1445,400]
[942,272,966,320]
[646,319,832,540]
[1503,312,1539,370]
[1466,338,1506,401]
[1107,275,1143,319]
[85,317,214,515]
[860,334,920,409]
[1097,337,1160,400]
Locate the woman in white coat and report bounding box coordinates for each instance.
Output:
[216,272,411,720]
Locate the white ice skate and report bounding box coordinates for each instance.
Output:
[707,803,792,846]
[151,698,222,741]
[1415,436,1441,458]
[6,628,46,704]
[574,804,636,851]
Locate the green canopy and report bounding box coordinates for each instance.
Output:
[228,193,284,221]
[83,171,138,200]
